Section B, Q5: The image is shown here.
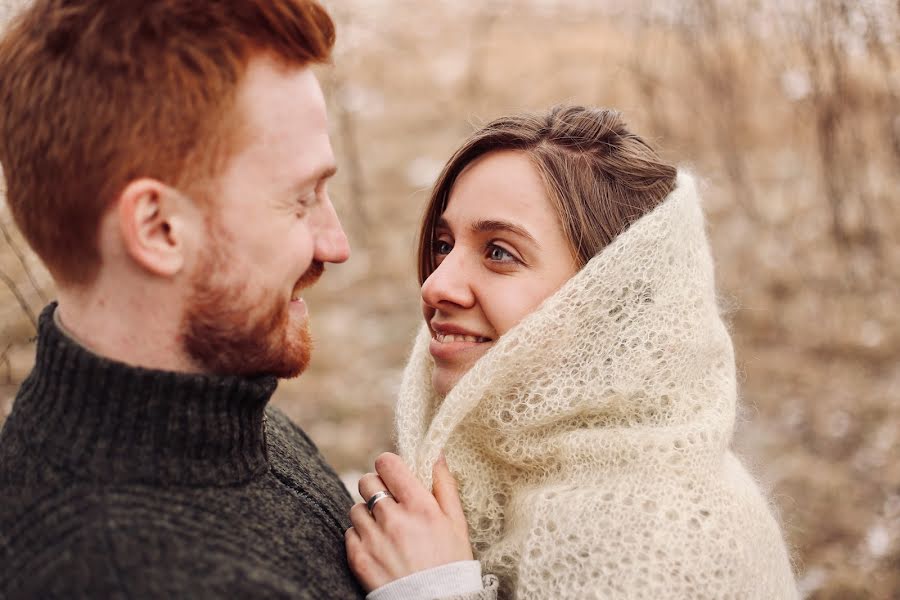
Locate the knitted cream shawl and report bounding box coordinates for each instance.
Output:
[395,173,797,599]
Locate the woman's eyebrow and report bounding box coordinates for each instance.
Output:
[470,219,539,247]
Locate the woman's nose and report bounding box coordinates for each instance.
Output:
[421,250,475,310]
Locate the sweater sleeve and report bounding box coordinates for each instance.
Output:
[366,561,499,600]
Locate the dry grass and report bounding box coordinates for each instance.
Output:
[1,0,898,597]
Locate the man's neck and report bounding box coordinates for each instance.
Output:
[54,291,203,374]
[52,305,100,352]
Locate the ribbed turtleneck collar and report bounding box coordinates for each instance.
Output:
[5,303,279,486]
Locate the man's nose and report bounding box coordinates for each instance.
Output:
[421,249,475,309]
[315,197,350,264]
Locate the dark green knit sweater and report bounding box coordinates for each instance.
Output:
[0,304,366,599]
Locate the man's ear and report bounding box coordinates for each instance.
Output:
[117,178,198,277]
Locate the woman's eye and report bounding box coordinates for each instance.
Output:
[433,240,453,255]
[487,244,516,263]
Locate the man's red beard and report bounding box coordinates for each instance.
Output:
[180,243,323,379]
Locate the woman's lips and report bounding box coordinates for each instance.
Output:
[433,333,490,343]
[429,333,492,362]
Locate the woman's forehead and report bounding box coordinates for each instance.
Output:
[443,151,554,227]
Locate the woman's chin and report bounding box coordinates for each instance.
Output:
[429,339,493,397]
[432,369,462,398]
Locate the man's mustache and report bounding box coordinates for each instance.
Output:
[296,261,325,290]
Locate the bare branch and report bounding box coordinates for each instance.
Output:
[0,343,11,384]
[0,266,37,330]
[0,220,48,303]
[332,82,370,243]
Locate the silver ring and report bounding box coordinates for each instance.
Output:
[366,490,394,512]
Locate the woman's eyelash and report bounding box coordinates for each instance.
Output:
[430,238,520,265]
[433,239,453,255]
[487,243,519,263]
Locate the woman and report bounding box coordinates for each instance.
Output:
[348,106,797,599]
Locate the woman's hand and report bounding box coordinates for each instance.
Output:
[345,452,474,592]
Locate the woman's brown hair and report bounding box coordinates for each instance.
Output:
[417,105,678,284]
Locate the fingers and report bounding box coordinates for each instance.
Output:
[358,472,397,518]
[347,453,475,589]
[349,502,380,541]
[432,453,468,532]
[358,472,388,500]
[374,452,430,506]
[346,507,406,591]
[345,526,388,593]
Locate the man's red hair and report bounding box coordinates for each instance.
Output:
[0,0,335,285]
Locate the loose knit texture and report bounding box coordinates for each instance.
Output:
[0,304,366,599]
[396,172,798,599]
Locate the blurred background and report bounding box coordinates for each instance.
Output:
[1,0,898,597]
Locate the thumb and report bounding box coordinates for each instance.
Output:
[432,453,467,531]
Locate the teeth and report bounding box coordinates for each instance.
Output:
[434,333,489,343]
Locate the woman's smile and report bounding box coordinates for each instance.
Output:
[433,333,491,344]
[428,322,494,363]
[420,151,579,396]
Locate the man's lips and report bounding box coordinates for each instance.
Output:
[287,262,324,320]
[289,297,308,318]
[290,261,325,301]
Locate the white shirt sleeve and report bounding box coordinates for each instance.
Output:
[366,560,484,600]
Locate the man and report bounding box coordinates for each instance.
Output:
[0,1,493,597]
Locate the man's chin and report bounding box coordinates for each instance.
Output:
[251,321,312,379]
[182,312,312,379]
[272,361,307,380]
[183,238,315,378]
[274,332,312,379]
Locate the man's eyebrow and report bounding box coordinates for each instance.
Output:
[291,165,337,195]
